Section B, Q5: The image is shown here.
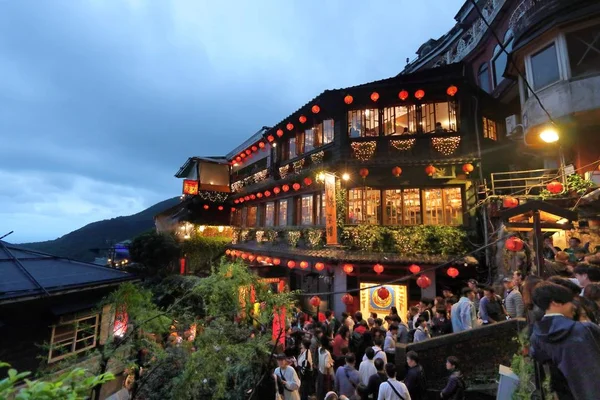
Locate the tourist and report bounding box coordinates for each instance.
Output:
[297,339,314,400]
[358,347,377,386]
[396,316,409,344]
[467,279,480,312]
[383,323,398,364]
[512,271,524,291]
[316,336,335,400]
[377,363,411,400]
[543,236,560,260]
[367,358,388,400]
[565,237,588,263]
[530,282,600,399]
[442,287,454,300]
[404,351,426,400]
[363,336,387,365]
[450,288,477,332]
[503,278,525,318]
[522,275,545,325]
[440,356,465,400]
[478,286,505,324]
[413,317,430,342]
[273,353,301,400]
[574,263,600,294]
[583,283,600,322]
[544,251,572,278]
[333,326,350,359]
[334,353,360,399]
[415,298,434,326]
[430,309,452,336]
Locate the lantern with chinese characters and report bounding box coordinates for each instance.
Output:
[282,184,290,192]
[415,89,425,100]
[248,254,256,262]
[447,267,459,278]
[416,275,431,289]
[309,296,321,308]
[287,260,296,269]
[256,193,263,199]
[462,163,474,175]
[409,264,421,274]
[315,262,325,271]
[344,94,353,104]
[425,165,436,176]
[273,258,281,265]
[299,115,307,124]
[506,237,524,252]
[293,183,301,191]
[547,181,564,194]
[503,196,519,208]
[267,135,275,142]
[342,293,354,305]
[398,90,409,101]
[373,263,384,274]
[218,205,224,210]
[265,190,272,197]
[359,168,369,178]
[377,286,390,300]
[203,205,209,210]
[303,177,312,186]
[312,105,320,114]
[300,261,309,269]
[259,142,265,149]
[343,264,354,274]
[273,187,281,194]
[370,92,380,102]
[392,166,402,177]
[447,85,458,97]
[286,122,294,131]
[241,253,248,260]
[183,179,199,195]
[276,129,284,137]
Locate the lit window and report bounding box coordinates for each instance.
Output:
[241,207,248,226]
[247,206,257,227]
[323,119,334,144]
[478,63,491,93]
[49,313,99,363]
[265,202,275,227]
[444,187,463,225]
[383,106,414,135]
[304,129,314,152]
[530,43,560,90]
[301,195,314,226]
[384,190,402,225]
[420,103,456,133]
[423,188,462,225]
[288,137,297,159]
[313,125,323,148]
[384,189,421,225]
[566,24,600,78]
[348,110,379,137]
[278,200,288,227]
[483,117,497,140]
[347,188,380,224]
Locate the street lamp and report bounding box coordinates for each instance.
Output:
[539,128,559,143]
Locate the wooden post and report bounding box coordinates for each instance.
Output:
[533,210,545,277]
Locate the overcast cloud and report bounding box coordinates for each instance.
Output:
[0,0,463,242]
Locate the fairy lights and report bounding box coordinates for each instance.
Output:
[390,139,416,151]
[350,141,377,161]
[431,136,461,156]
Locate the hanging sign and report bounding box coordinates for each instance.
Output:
[324,173,338,245]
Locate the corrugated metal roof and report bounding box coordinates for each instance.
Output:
[0,241,135,303]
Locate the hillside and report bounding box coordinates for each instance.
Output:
[19,197,181,262]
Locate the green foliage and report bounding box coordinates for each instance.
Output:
[286,230,301,247]
[129,231,181,276]
[336,188,347,229]
[151,275,205,325]
[341,225,382,251]
[304,229,324,249]
[181,235,230,273]
[0,362,115,400]
[540,173,596,199]
[135,347,190,400]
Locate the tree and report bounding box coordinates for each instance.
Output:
[129,231,180,276]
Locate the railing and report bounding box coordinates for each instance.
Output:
[490,168,559,196]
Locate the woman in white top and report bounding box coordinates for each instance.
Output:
[297,339,314,400]
[274,354,301,400]
[316,336,334,400]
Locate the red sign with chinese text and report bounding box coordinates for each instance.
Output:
[182,179,199,195]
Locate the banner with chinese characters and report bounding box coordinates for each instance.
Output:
[324,173,338,245]
[182,179,199,195]
[359,282,407,322]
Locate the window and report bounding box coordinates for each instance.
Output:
[443,187,463,225]
[347,188,380,224]
[566,24,600,78]
[247,206,257,227]
[421,102,456,133]
[492,31,514,87]
[313,125,323,148]
[304,129,314,152]
[323,119,334,144]
[265,202,275,227]
[49,313,99,363]
[300,195,314,226]
[241,207,248,226]
[483,117,497,140]
[383,106,414,135]
[423,188,463,225]
[316,192,326,225]
[288,137,297,160]
[478,63,491,93]
[278,200,288,226]
[530,43,560,90]
[384,189,421,225]
[232,209,242,226]
[348,109,379,137]
[384,190,402,225]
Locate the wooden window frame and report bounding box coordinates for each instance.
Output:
[48,313,99,363]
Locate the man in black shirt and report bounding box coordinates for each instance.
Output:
[404,350,426,400]
[367,357,387,400]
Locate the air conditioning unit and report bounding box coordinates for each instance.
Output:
[505,114,520,137]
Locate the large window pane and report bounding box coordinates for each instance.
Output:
[531,43,560,90]
[493,39,512,87]
[384,190,402,225]
[241,207,248,227]
[423,189,444,225]
[313,125,323,148]
[301,195,313,225]
[288,137,297,159]
[478,63,491,93]
[265,202,275,227]
[323,119,334,144]
[348,188,380,224]
[402,189,422,225]
[278,200,288,227]
[247,206,257,227]
[434,103,452,131]
[567,24,600,78]
[444,188,463,225]
[383,106,412,135]
[304,129,314,152]
[348,110,379,137]
[483,117,497,140]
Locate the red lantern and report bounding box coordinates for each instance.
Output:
[506,237,524,252]
[303,177,313,186]
[244,196,250,201]
[231,207,236,212]
[409,264,421,274]
[392,166,402,177]
[309,296,321,308]
[241,253,248,260]
[273,258,281,266]
[373,263,384,274]
[250,194,256,200]
[300,261,309,269]
[342,293,354,305]
[344,94,353,104]
[218,205,224,210]
[239,198,245,203]
[286,122,294,131]
[273,187,281,194]
[276,129,284,137]
[425,165,436,176]
[312,105,320,114]
[292,183,301,191]
[447,85,458,97]
[398,90,409,101]
[287,260,296,269]
[235,156,242,162]
[240,153,246,158]
[299,115,307,124]
[415,89,425,100]
[251,145,258,152]
[370,91,380,102]
[245,149,252,155]
[343,264,354,274]
[447,267,459,278]
[257,256,264,262]
[203,204,209,210]
[264,190,271,197]
[265,257,272,264]
[282,184,290,192]
[416,275,431,289]
[259,142,265,149]
[359,168,369,178]
[267,135,275,142]
[248,254,256,261]
[225,249,231,256]
[256,193,263,199]
[377,286,390,300]
[547,181,564,194]
[315,262,325,271]
[234,199,239,204]
[503,197,519,208]
[462,163,474,175]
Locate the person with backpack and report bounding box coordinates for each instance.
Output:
[297,339,314,400]
[351,319,368,362]
[403,351,426,400]
[363,336,387,365]
[377,363,411,400]
[334,353,360,398]
[273,353,301,400]
[367,358,388,400]
[440,356,465,400]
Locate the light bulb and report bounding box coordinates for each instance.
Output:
[540,128,559,143]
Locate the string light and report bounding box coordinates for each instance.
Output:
[351,141,377,161]
[431,137,461,156]
[390,139,416,151]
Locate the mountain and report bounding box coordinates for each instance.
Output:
[19,197,181,262]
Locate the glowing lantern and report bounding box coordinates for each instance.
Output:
[240,153,246,158]
[235,156,242,162]
[265,257,272,264]
[234,199,239,204]
[447,267,459,278]
[425,165,436,176]
[415,89,425,100]
[183,179,199,195]
[251,145,258,152]
[267,135,275,142]
[447,85,458,97]
[416,275,431,289]
[231,207,236,212]
[276,129,284,137]
[241,253,248,260]
[282,184,290,192]
[287,260,296,269]
[409,264,421,274]
[503,197,519,208]
[342,293,354,305]
[392,166,402,177]
[344,94,353,104]
[245,149,252,155]
[257,256,264,262]
[250,194,256,200]
[343,264,354,274]
[462,163,474,175]
[377,286,390,300]
[256,193,263,198]
[273,258,281,265]
[244,196,250,201]
[312,105,320,114]
[398,90,409,101]
[248,254,256,261]
[286,122,294,131]
[373,263,384,274]
[370,91,380,102]
[547,181,564,194]
[292,183,301,191]
[299,115,307,124]
[303,177,313,186]
[239,198,245,203]
[203,204,209,210]
[309,296,321,308]
[300,261,309,269]
[315,262,325,271]
[218,205,224,210]
[506,237,524,252]
[359,168,369,178]
[273,187,281,194]
[264,190,272,197]
[225,249,231,255]
[259,142,265,149]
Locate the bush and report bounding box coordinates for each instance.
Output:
[181,236,230,274]
[129,231,181,276]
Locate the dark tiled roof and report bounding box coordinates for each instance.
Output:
[0,241,135,303]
